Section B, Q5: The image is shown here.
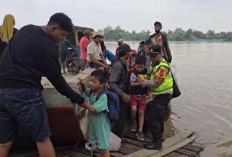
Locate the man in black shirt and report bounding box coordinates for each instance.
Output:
[0,13,85,157]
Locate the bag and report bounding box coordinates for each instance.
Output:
[85,132,121,152]
[109,132,121,151]
[169,63,181,98]
[172,76,181,98]
[91,89,120,121]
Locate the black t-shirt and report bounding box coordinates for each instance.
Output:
[0,25,84,104]
[130,68,147,95]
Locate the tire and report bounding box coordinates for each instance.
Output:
[72,59,81,74]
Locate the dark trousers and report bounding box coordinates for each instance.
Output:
[147,94,172,142]
[112,99,126,138]
[89,61,103,69]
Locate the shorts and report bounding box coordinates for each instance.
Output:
[59,51,70,63]
[89,60,103,69]
[0,88,51,143]
[130,95,146,111]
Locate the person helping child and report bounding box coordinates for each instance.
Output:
[142,45,173,150]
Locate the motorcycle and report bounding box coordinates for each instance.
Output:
[66,47,81,74]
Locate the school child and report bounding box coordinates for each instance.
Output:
[129,55,148,141]
[80,69,110,157]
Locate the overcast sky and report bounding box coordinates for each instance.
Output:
[1,0,231,33]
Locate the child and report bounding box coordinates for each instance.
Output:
[129,55,148,141]
[79,69,110,157]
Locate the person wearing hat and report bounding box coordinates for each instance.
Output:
[87,32,108,69]
[142,45,173,150]
[80,29,91,70]
[109,44,131,138]
[115,39,123,56]
[149,21,172,63]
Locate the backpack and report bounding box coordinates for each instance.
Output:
[90,89,120,121]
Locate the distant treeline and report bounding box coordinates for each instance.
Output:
[98,26,150,41]
[98,26,232,41]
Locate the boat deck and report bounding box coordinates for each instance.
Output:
[11,131,203,157]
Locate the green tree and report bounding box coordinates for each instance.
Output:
[206,30,216,39]
[99,26,231,41]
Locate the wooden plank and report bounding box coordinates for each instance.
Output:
[121,143,142,151]
[119,146,135,155]
[111,152,126,157]
[182,145,201,154]
[174,148,196,157]
[164,152,188,157]
[151,135,197,157]
[124,131,194,157]
[62,149,89,157]
[93,153,101,157]
[56,151,67,157]
[122,138,145,147]
[184,144,204,151]
[123,133,152,142]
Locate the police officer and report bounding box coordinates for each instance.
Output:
[142,45,173,150]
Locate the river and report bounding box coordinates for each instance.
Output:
[105,41,232,157]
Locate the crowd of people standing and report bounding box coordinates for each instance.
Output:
[0,12,176,157]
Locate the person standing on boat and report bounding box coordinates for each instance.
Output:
[142,45,173,150]
[0,13,85,157]
[0,14,18,57]
[108,44,131,138]
[150,21,172,63]
[87,32,108,69]
[59,38,74,74]
[144,39,152,70]
[138,41,147,56]
[80,29,91,70]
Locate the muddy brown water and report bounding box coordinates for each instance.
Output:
[106,41,232,157]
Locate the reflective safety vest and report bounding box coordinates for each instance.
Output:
[149,58,173,95]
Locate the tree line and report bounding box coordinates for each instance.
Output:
[98,26,232,41]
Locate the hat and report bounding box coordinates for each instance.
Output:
[92,32,103,38]
[117,39,123,43]
[148,45,162,56]
[117,44,131,57]
[154,21,162,27]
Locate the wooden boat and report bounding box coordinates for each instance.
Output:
[11,68,204,156]
[13,68,95,150]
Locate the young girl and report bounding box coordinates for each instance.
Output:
[79,69,110,157]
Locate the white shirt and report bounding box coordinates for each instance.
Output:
[87,41,102,61]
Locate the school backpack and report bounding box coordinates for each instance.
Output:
[90,89,120,121]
